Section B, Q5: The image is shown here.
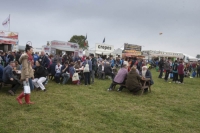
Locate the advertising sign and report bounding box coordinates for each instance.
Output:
[124,43,141,51]
[95,43,114,52]
[44,46,51,53]
[51,40,79,49]
[0,31,19,45]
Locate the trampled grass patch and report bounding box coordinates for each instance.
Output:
[0,70,200,133]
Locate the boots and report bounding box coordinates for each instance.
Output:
[16,92,25,105]
[25,94,34,104]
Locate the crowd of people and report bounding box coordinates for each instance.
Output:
[157,57,200,84]
[0,46,155,100]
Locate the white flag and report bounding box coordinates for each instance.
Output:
[2,15,10,27]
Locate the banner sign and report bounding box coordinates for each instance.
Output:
[95,43,114,52]
[51,40,79,49]
[123,50,141,55]
[124,43,141,51]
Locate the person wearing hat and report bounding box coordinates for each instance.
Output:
[32,61,47,91]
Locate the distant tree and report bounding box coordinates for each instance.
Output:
[69,35,89,50]
[196,55,200,58]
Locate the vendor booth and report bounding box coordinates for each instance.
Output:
[122,43,143,58]
[42,40,83,57]
[95,43,114,58]
[0,31,18,52]
[142,50,183,61]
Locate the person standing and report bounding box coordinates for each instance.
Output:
[33,52,39,65]
[83,57,92,85]
[172,60,178,83]
[90,54,97,84]
[158,58,164,78]
[164,60,171,82]
[16,44,35,104]
[178,61,184,84]
[38,51,50,68]
[197,63,200,78]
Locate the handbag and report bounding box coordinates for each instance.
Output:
[83,61,90,73]
[72,73,79,81]
[23,81,31,94]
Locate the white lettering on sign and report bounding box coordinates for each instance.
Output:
[98,45,112,50]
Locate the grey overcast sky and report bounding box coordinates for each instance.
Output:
[0,0,200,56]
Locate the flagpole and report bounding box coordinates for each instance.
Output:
[9,14,10,31]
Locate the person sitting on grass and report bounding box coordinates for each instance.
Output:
[104,62,115,80]
[125,67,142,94]
[97,61,105,79]
[55,61,62,84]
[107,64,128,91]
[32,61,47,92]
[48,59,57,80]
[61,62,70,85]
[3,61,21,96]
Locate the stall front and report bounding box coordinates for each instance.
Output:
[95,43,114,58]
[0,31,18,52]
[142,50,183,61]
[42,40,83,57]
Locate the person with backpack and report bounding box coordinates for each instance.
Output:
[172,60,178,83]
[83,57,92,85]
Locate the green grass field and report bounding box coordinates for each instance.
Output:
[0,70,200,133]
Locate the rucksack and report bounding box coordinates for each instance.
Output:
[172,63,178,71]
[83,61,90,73]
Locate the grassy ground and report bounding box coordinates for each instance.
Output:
[0,70,200,133]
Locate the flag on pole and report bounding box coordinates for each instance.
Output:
[2,15,10,28]
[103,37,105,43]
[84,34,88,46]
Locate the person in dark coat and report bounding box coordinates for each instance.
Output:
[38,51,50,68]
[0,64,3,82]
[104,62,115,80]
[3,61,20,95]
[32,61,47,91]
[158,58,164,78]
[126,67,142,94]
[48,59,57,80]
[97,61,105,79]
